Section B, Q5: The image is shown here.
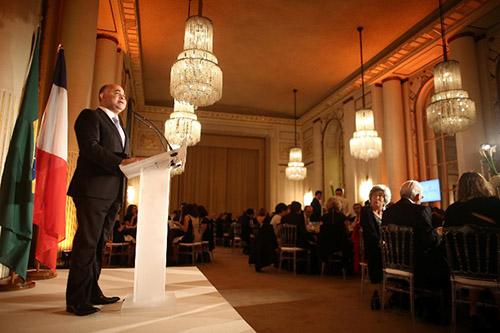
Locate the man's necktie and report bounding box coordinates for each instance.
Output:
[112,116,125,147]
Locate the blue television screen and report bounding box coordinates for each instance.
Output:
[420,179,441,203]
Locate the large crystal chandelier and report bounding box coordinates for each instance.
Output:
[286,89,307,181]
[170,0,223,107]
[426,0,475,135]
[349,27,382,161]
[164,100,201,148]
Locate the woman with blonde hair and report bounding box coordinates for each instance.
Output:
[360,184,391,310]
[445,172,500,228]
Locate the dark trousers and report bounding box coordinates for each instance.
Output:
[66,197,120,306]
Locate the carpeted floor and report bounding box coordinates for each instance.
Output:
[198,247,455,333]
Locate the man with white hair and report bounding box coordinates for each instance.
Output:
[381,180,447,292]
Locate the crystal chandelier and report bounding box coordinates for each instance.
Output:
[426,0,475,135]
[170,0,223,107]
[164,100,201,148]
[349,27,382,161]
[286,89,307,181]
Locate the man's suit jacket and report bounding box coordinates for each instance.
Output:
[310,198,321,222]
[381,198,440,268]
[68,108,129,201]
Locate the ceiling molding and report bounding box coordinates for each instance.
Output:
[118,0,145,108]
[300,0,495,124]
[142,105,296,126]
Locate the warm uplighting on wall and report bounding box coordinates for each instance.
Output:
[127,185,137,205]
[359,178,373,202]
[303,190,313,207]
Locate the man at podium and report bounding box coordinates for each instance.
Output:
[66,84,137,316]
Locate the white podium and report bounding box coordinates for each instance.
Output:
[119,144,186,310]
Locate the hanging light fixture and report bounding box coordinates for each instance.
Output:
[170,0,223,107]
[426,0,475,135]
[164,100,201,148]
[349,26,382,161]
[286,89,307,181]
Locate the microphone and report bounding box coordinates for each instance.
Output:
[131,110,175,154]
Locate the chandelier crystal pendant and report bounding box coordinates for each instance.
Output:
[170,0,223,107]
[164,100,201,148]
[426,0,475,135]
[286,89,307,181]
[349,27,382,161]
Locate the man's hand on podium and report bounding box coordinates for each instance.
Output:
[120,157,143,167]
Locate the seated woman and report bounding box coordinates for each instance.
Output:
[249,208,277,272]
[319,197,351,272]
[122,204,138,242]
[444,172,500,323]
[282,201,314,249]
[445,172,500,228]
[199,205,214,251]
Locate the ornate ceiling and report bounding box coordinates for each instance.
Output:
[127,0,496,118]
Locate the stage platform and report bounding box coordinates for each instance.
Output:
[0,267,255,332]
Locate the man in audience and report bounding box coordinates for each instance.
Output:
[303,205,313,227]
[335,187,350,216]
[310,190,322,222]
[381,180,448,292]
[239,208,254,255]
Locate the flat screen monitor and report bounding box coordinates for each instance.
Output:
[420,179,441,203]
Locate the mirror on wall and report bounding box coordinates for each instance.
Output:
[322,119,344,197]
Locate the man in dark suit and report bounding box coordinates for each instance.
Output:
[66,84,137,316]
[381,180,447,290]
[310,190,322,222]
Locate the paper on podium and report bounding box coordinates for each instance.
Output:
[119,142,187,311]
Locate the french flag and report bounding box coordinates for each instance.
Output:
[33,47,68,271]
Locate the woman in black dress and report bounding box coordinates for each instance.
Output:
[360,184,391,310]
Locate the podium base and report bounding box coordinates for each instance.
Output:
[121,292,176,312]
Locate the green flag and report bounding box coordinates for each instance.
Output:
[0,32,39,280]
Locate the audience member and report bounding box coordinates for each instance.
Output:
[360,184,391,310]
[350,203,363,273]
[310,190,323,222]
[445,172,500,228]
[249,208,278,272]
[382,180,448,293]
[239,208,254,255]
[335,187,350,216]
[270,203,288,237]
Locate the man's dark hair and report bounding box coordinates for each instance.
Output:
[335,188,344,193]
[290,201,302,214]
[245,208,254,215]
[315,190,322,196]
[98,84,111,96]
[274,203,288,214]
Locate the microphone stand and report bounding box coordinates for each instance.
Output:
[131,111,176,156]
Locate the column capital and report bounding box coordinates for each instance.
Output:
[381,76,403,84]
[448,31,475,44]
[96,33,119,45]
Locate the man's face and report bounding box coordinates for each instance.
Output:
[335,190,343,197]
[100,84,127,114]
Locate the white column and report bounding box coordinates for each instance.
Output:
[342,98,358,205]
[312,119,322,193]
[371,84,387,185]
[449,33,485,174]
[61,0,99,152]
[382,78,408,201]
[91,34,119,108]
